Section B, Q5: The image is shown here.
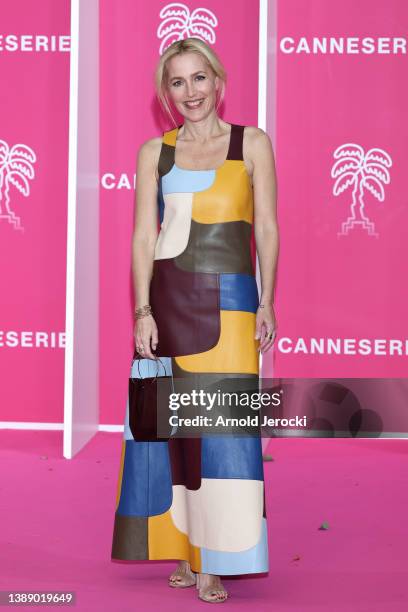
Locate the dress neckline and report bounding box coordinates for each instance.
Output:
[173,123,233,172]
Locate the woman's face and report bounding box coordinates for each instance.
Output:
[165,51,219,121]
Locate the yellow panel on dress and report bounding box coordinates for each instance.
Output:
[192,161,253,224]
[115,439,126,510]
[148,510,202,572]
[163,128,178,146]
[175,310,260,374]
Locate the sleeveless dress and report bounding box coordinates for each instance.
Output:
[111,123,269,575]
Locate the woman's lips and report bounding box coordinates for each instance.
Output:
[184,99,204,109]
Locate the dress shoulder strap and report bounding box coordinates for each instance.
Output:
[157,127,177,177]
[226,124,245,161]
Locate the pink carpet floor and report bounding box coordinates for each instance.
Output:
[0,431,407,611]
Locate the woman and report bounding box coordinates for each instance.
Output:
[111,37,278,603]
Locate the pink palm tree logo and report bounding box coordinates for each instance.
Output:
[331,143,392,238]
[157,2,218,54]
[0,140,36,232]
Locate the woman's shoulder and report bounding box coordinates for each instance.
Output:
[242,125,274,158]
[242,125,271,142]
[139,135,163,155]
[137,135,163,170]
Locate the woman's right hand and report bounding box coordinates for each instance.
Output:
[134,314,159,360]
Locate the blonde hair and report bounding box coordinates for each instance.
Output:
[155,37,227,127]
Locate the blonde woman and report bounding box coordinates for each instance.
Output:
[111,37,278,604]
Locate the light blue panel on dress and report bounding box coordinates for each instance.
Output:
[201,435,264,481]
[124,396,133,440]
[117,440,173,517]
[220,273,259,313]
[162,164,215,195]
[200,517,269,575]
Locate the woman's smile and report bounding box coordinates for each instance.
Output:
[184,98,205,109]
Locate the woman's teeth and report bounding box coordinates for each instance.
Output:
[184,99,204,109]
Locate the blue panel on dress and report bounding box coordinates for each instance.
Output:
[220,274,259,313]
[201,517,269,575]
[158,177,165,224]
[117,440,173,517]
[162,164,215,195]
[201,436,264,480]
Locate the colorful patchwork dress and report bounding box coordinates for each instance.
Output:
[111,123,269,575]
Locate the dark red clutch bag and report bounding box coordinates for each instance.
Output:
[128,357,174,442]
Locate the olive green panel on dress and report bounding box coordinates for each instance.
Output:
[174,219,254,274]
[171,359,259,381]
[111,514,148,560]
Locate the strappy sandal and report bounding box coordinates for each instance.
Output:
[196,573,229,603]
[168,562,197,588]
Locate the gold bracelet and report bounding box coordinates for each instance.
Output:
[134,304,152,319]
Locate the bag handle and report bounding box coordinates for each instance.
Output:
[132,356,175,393]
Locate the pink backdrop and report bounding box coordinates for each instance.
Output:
[267,0,408,378]
[0,0,70,423]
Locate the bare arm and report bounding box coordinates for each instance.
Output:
[249,128,279,352]
[132,137,161,358]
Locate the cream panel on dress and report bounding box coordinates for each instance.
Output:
[170,479,264,552]
[154,192,193,260]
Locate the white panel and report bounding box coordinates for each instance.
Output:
[64,0,100,458]
[259,0,277,453]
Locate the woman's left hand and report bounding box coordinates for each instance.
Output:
[255,303,277,353]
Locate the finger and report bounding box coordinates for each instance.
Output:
[259,328,276,351]
[151,327,159,352]
[261,321,271,344]
[135,336,143,354]
[254,318,263,340]
[136,343,146,357]
[257,327,266,351]
[135,334,150,358]
[258,324,271,348]
[260,330,277,353]
[141,335,156,360]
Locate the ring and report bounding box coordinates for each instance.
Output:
[267,331,274,339]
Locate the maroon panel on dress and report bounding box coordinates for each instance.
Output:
[149,258,221,357]
[168,438,202,490]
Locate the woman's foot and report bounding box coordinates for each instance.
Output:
[196,572,229,603]
[168,560,196,588]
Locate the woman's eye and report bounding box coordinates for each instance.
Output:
[172,75,205,87]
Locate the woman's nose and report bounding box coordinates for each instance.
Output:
[185,80,196,97]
